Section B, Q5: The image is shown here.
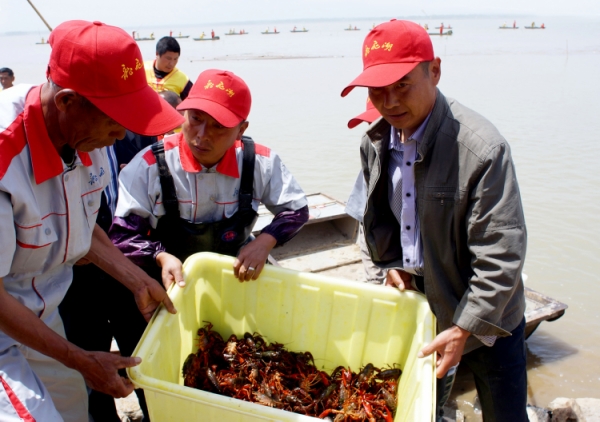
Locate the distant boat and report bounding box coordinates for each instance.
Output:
[345,26,360,31]
[173,35,190,39]
[134,37,155,41]
[35,37,48,45]
[194,36,220,41]
[435,25,452,29]
[225,31,248,35]
[429,30,453,36]
[525,26,545,29]
[261,30,280,35]
[291,28,308,33]
[499,26,519,29]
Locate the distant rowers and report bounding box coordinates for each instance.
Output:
[541,23,545,28]
[200,32,205,39]
[513,20,517,28]
[211,29,215,38]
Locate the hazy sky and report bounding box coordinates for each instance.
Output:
[2,0,600,34]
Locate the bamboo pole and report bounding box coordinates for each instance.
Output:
[25,0,53,32]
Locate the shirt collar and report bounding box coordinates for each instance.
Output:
[177,132,240,178]
[23,85,92,185]
[389,111,433,151]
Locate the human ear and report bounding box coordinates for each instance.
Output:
[53,89,78,112]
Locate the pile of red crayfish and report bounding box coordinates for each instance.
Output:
[182,322,401,421]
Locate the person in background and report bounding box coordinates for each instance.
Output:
[145,36,193,100]
[344,97,387,284]
[158,90,183,135]
[0,20,183,422]
[0,67,15,90]
[211,29,215,38]
[341,19,527,421]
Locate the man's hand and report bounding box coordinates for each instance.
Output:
[75,351,141,398]
[132,279,177,322]
[233,233,277,282]
[156,252,185,290]
[385,269,416,291]
[418,325,470,378]
[86,224,176,321]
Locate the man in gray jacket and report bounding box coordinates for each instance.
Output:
[342,19,527,421]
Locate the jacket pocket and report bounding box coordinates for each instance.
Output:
[423,186,457,206]
[82,190,103,229]
[12,221,58,275]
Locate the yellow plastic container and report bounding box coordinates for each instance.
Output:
[128,252,437,421]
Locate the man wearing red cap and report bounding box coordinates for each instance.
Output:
[108,68,308,367]
[342,20,527,421]
[0,20,184,421]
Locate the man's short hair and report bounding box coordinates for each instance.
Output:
[156,37,181,56]
[0,67,14,77]
[158,90,182,109]
[420,61,431,77]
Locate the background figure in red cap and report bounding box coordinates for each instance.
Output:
[344,98,388,285]
[342,19,528,421]
[145,36,193,100]
[0,20,183,422]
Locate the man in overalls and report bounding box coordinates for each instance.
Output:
[110,68,308,287]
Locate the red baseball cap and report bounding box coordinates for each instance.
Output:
[48,20,184,136]
[347,97,381,129]
[341,19,434,97]
[177,69,251,128]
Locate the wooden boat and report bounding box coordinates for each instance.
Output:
[225,32,248,35]
[193,36,220,41]
[261,31,280,35]
[173,35,189,39]
[525,26,545,29]
[290,29,308,33]
[345,28,360,31]
[134,37,154,41]
[499,26,519,29]
[253,193,567,340]
[429,30,453,36]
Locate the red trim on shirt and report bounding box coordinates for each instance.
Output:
[234,139,271,157]
[41,212,67,220]
[14,222,42,229]
[0,376,37,422]
[142,149,156,165]
[16,239,51,249]
[32,278,46,319]
[177,132,202,173]
[78,152,92,167]
[62,178,70,263]
[81,186,104,197]
[163,134,179,151]
[0,116,27,180]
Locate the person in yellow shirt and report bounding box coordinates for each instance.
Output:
[145,36,193,99]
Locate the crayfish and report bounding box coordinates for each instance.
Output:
[181,321,402,421]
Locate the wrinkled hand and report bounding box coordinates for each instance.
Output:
[76,351,141,398]
[385,269,416,291]
[233,234,277,282]
[156,252,185,290]
[418,325,470,378]
[132,275,177,322]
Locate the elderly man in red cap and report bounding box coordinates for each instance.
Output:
[0,20,184,421]
[342,19,528,421]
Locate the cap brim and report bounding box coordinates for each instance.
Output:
[87,85,185,136]
[177,98,243,128]
[341,62,420,97]
[347,107,382,129]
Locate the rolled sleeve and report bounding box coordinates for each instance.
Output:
[0,190,16,278]
[453,142,527,337]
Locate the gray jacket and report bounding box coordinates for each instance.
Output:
[361,90,526,353]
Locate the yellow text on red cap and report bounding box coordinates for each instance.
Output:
[365,40,394,57]
[204,79,235,97]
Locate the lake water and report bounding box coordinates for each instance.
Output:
[2,14,600,418]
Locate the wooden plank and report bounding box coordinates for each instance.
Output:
[277,244,362,273]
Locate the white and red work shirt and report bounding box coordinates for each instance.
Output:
[0,84,108,352]
[115,132,307,227]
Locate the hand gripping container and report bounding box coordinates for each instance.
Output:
[128,252,437,421]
